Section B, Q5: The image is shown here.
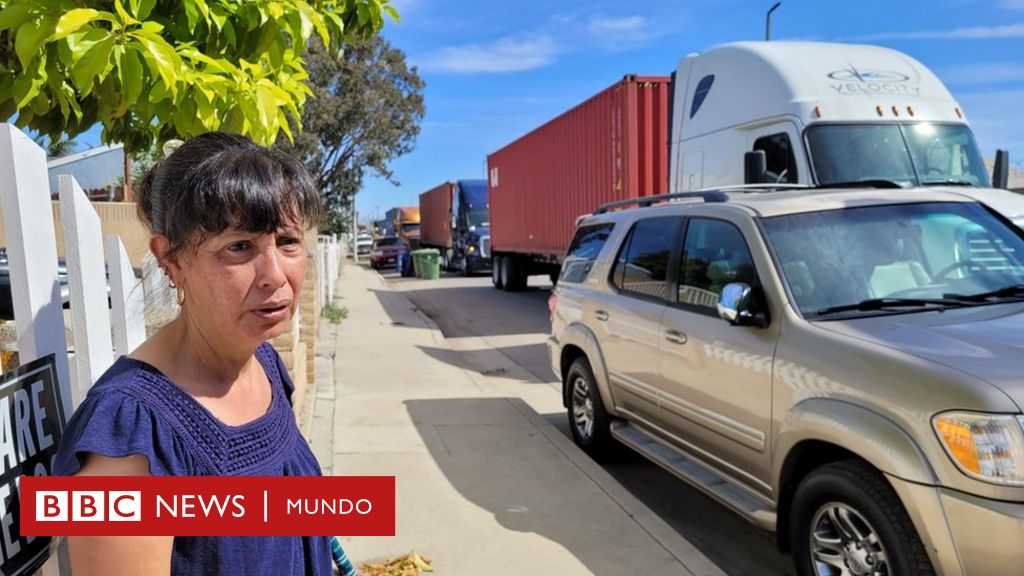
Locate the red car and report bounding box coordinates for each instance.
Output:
[369,237,404,270]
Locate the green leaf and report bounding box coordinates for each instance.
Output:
[15,16,57,69]
[120,47,144,106]
[71,35,115,94]
[383,5,400,24]
[113,0,139,26]
[136,0,157,20]
[0,4,36,33]
[52,9,109,41]
[191,0,211,26]
[133,33,180,94]
[12,73,40,109]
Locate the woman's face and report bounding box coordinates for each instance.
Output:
[177,224,307,346]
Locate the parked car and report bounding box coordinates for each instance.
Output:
[549,186,1024,576]
[369,237,404,270]
[356,233,373,257]
[0,248,70,320]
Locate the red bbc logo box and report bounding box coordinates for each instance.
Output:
[21,476,395,536]
[36,491,142,522]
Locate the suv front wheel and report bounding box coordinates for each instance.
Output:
[566,357,615,458]
[791,460,934,576]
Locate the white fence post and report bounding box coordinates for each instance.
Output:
[107,236,146,357]
[0,124,74,576]
[59,175,114,398]
[0,125,74,419]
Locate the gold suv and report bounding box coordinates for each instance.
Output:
[548,187,1024,576]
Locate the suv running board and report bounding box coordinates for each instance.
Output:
[611,421,776,531]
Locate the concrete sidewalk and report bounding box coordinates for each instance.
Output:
[307,262,726,576]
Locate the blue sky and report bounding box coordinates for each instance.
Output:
[71,1,1024,221]
[349,0,1024,222]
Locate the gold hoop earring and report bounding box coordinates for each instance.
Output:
[176,286,185,306]
[168,278,177,289]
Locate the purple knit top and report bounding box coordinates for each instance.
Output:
[54,342,332,576]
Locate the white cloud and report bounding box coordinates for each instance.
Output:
[588,15,646,35]
[941,62,1024,84]
[847,22,1024,41]
[417,36,557,74]
[586,15,656,50]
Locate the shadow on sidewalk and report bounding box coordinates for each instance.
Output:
[416,344,553,383]
[396,285,552,338]
[407,397,794,576]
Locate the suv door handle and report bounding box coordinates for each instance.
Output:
[594,310,609,322]
[665,329,688,345]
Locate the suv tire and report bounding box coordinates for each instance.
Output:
[791,460,934,576]
[566,357,616,459]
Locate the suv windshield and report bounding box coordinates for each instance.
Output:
[762,202,1024,318]
[807,123,990,188]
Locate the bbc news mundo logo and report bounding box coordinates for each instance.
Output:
[21,476,394,536]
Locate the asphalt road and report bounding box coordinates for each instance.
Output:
[385,270,795,576]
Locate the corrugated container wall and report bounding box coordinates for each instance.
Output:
[419,182,454,248]
[487,75,670,257]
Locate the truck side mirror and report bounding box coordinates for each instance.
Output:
[993,149,1009,190]
[744,151,768,184]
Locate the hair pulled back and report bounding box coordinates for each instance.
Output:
[136,132,322,254]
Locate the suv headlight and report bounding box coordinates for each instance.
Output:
[933,412,1024,485]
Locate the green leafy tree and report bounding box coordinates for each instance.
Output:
[32,133,77,157]
[0,0,398,199]
[277,35,424,235]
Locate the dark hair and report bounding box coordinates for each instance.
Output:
[137,132,322,254]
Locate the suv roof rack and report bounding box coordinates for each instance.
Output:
[593,184,813,215]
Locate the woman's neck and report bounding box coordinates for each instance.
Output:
[148,316,259,392]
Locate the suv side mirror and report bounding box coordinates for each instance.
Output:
[717,283,768,327]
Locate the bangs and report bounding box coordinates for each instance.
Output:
[170,147,322,249]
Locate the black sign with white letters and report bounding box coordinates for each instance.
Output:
[0,354,66,576]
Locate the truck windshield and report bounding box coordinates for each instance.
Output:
[467,209,489,228]
[762,202,1024,318]
[807,123,990,188]
[401,224,420,233]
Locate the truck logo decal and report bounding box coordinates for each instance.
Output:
[828,64,920,96]
[690,75,715,119]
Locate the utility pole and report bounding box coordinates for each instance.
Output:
[766,2,781,41]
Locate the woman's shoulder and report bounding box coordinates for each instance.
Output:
[255,342,295,404]
[54,357,192,476]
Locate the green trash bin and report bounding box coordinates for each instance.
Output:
[410,249,428,279]
[421,248,441,280]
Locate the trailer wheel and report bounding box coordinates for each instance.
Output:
[492,256,505,289]
[506,257,528,292]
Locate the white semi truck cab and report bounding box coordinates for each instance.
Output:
[669,41,1024,224]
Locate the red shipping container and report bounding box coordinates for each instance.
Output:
[419,182,455,249]
[487,75,670,259]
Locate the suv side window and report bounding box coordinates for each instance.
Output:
[611,217,681,301]
[753,133,797,183]
[678,218,757,311]
[561,223,614,283]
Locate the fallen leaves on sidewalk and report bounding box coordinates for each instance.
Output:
[360,552,434,575]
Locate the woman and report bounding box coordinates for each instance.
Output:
[54,132,332,575]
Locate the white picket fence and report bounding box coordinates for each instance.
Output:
[317,235,340,307]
